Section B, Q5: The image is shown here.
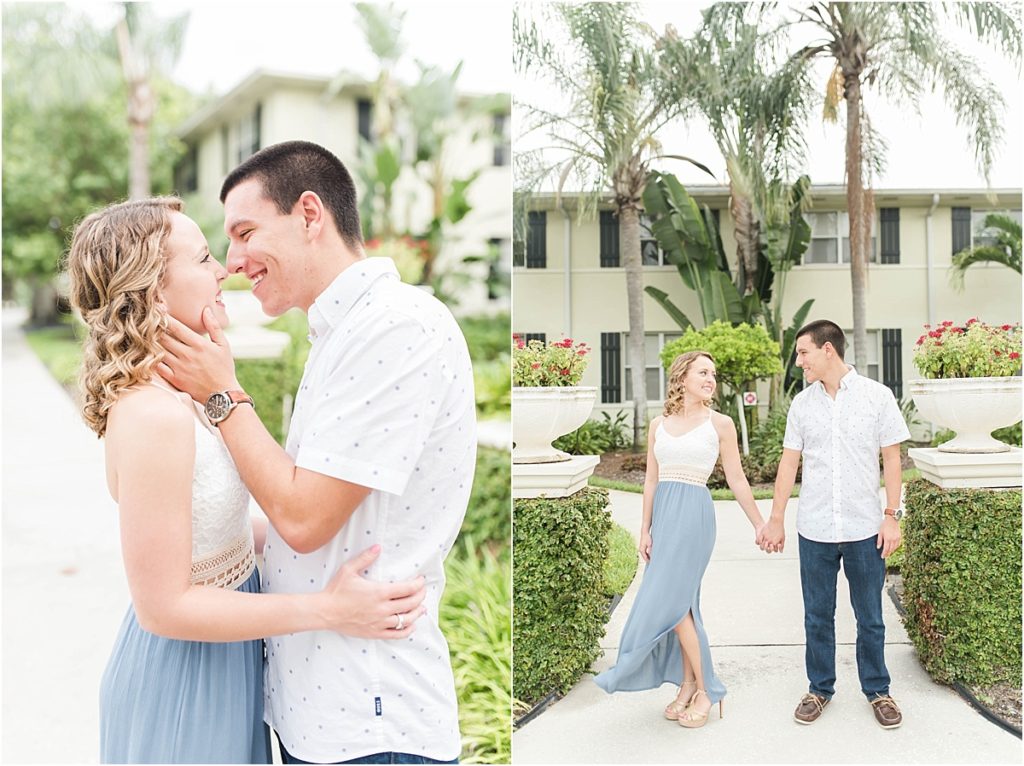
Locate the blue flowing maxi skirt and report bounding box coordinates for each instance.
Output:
[594,481,727,703]
[99,568,271,763]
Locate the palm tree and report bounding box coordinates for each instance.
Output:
[781,2,1021,367]
[950,212,1022,289]
[115,3,187,200]
[658,4,812,302]
[514,1,712,448]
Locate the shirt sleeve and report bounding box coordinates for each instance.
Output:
[877,387,912,447]
[294,313,448,496]
[783,398,804,451]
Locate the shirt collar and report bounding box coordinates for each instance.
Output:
[810,364,859,397]
[306,257,400,340]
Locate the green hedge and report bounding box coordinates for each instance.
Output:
[460,447,511,549]
[513,488,611,706]
[902,479,1022,686]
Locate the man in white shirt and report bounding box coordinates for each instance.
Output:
[758,320,910,731]
[160,141,475,764]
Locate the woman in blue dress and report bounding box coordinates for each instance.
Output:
[594,351,767,728]
[67,198,428,763]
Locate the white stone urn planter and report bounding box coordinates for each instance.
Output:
[512,386,597,464]
[909,376,1023,453]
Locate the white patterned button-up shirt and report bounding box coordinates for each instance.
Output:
[783,366,910,543]
[262,257,476,763]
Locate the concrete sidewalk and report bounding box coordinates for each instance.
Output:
[2,308,128,763]
[512,488,1021,764]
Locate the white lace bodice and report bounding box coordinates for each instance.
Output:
[149,386,254,588]
[653,415,720,486]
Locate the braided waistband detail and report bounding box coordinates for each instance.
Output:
[191,534,255,590]
[658,464,712,487]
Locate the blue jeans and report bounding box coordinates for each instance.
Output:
[798,534,890,701]
[279,743,458,765]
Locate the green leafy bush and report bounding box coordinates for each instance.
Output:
[460,447,511,549]
[901,480,1022,686]
[932,422,1022,448]
[660,321,782,392]
[460,312,510,361]
[513,488,611,706]
[553,411,630,455]
[473,356,511,418]
[603,523,638,597]
[441,542,511,764]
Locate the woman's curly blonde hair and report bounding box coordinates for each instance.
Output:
[66,197,183,437]
[663,350,716,417]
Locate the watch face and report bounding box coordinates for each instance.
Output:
[205,392,232,422]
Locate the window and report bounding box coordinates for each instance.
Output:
[600,333,622,403]
[493,113,510,166]
[237,103,261,163]
[640,214,666,265]
[357,99,373,143]
[221,125,230,174]
[804,211,877,264]
[842,329,881,382]
[600,210,619,267]
[971,209,1022,249]
[516,211,546,268]
[624,332,682,401]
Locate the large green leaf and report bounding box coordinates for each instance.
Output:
[701,270,745,326]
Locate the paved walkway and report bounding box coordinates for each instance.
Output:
[2,308,128,763]
[512,488,1021,763]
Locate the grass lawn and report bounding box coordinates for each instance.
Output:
[24,323,83,391]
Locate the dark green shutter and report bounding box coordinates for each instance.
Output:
[601,332,622,403]
[527,211,547,268]
[951,207,971,256]
[358,99,373,142]
[524,333,546,344]
[880,208,900,264]
[882,329,903,398]
[600,211,620,267]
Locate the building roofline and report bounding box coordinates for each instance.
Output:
[523,187,1023,209]
[177,69,511,142]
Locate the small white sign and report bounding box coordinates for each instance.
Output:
[742,391,758,407]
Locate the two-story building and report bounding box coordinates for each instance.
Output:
[174,69,511,315]
[513,186,1022,437]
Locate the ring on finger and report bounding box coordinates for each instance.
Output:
[394,612,404,630]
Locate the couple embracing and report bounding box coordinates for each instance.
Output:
[595,321,910,732]
[67,141,474,764]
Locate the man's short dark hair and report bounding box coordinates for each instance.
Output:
[220,141,362,249]
[796,319,846,359]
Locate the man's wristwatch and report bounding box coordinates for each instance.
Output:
[205,390,255,426]
[884,507,904,521]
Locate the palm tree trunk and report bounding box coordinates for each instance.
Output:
[127,99,151,201]
[844,71,868,368]
[620,204,647,449]
[729,186,758,296]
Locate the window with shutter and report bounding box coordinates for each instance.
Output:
[601,333,622,403]
[951,207,971,256]
[526,212,547,268]
[882,329,903,398]
[880,208,900,264]
[600,211,620,267]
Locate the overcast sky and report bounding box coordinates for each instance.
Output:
[135,1,512,96]
[516,1,1023,191]
[78,1,1020,190]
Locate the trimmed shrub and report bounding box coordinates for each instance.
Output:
[460,447,511,548]
[513,488,611,706]
[235,358,289,444]
[902,479,1022,686]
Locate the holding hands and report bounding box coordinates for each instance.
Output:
[757,517,786,554]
